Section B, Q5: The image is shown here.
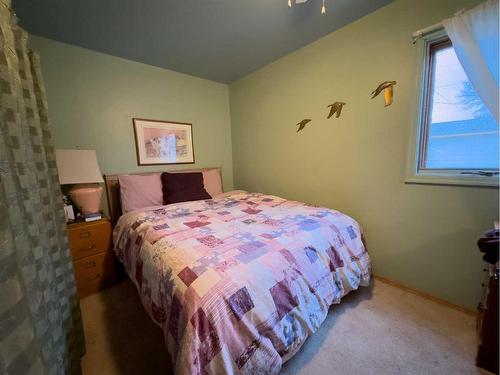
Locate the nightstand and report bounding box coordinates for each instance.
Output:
[68,218,117,298]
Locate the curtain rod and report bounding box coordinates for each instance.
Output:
[411,8,466,44]
[411,21,443,43]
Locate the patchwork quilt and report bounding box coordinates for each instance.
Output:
[113,191,371,375]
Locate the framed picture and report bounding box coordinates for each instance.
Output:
[133,118,195,165]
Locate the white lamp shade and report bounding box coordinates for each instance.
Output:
[55,149,104,185]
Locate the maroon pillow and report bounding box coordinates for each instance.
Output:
[161,172,211,204]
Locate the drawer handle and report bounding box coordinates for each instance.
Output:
[84,261,96,269]
[79,244,96,251]
[79,231,91,239]
[84,274,101,282]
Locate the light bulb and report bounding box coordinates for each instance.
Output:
[321,0,326,14]
[288,0,292,8]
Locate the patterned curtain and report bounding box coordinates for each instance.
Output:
[0,1,85,374]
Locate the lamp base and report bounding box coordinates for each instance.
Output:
[69,183,103,215]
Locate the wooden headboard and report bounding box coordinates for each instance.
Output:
[104,167,222,226]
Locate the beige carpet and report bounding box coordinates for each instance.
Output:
[80,279,490,375]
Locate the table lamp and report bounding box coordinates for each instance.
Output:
[55,149,104,215]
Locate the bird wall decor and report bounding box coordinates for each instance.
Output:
[294,80,397,133]
[371,81,396,106]
[327,102,346,119]
[296,119,312,132]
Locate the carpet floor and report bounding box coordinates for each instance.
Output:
[80,278,490,375]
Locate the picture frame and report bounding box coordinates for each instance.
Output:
[132,118,195,166]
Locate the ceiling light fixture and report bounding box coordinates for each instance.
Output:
[288,0,327,15]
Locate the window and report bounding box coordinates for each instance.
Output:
[408,32,499,186]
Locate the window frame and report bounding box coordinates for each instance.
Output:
[405,29,499,188]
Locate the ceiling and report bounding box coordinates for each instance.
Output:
[13,0,392,83]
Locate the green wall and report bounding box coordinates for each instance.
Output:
[30,36,234,201]
[230,0,498,309]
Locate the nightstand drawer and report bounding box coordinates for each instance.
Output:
[68,220,111,260]
[73,251,116,298]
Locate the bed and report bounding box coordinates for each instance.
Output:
[105,168,371,375]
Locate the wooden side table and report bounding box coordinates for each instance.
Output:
[68,218,118,298]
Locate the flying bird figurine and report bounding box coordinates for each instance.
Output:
[296,119,312,132]
[327,102,346,119]
[371,81,397,106]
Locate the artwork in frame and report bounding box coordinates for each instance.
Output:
[133,118,195,165]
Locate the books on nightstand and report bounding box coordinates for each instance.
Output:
[84,212,102,222]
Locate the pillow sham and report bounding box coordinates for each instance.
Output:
[161,172,211,204]
[118,173,163,213]
[202,169,223,197]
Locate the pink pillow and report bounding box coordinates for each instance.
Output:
[202,169,223,197]
[118,173,163,213]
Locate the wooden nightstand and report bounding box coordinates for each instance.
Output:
[68,218,117,298]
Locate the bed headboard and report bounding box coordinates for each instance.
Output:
[104,167,222,226]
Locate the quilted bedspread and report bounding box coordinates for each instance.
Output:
[113,191,371,375]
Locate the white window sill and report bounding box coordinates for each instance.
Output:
[405,172,499,188]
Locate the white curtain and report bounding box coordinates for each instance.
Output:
[443,0,499,124]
